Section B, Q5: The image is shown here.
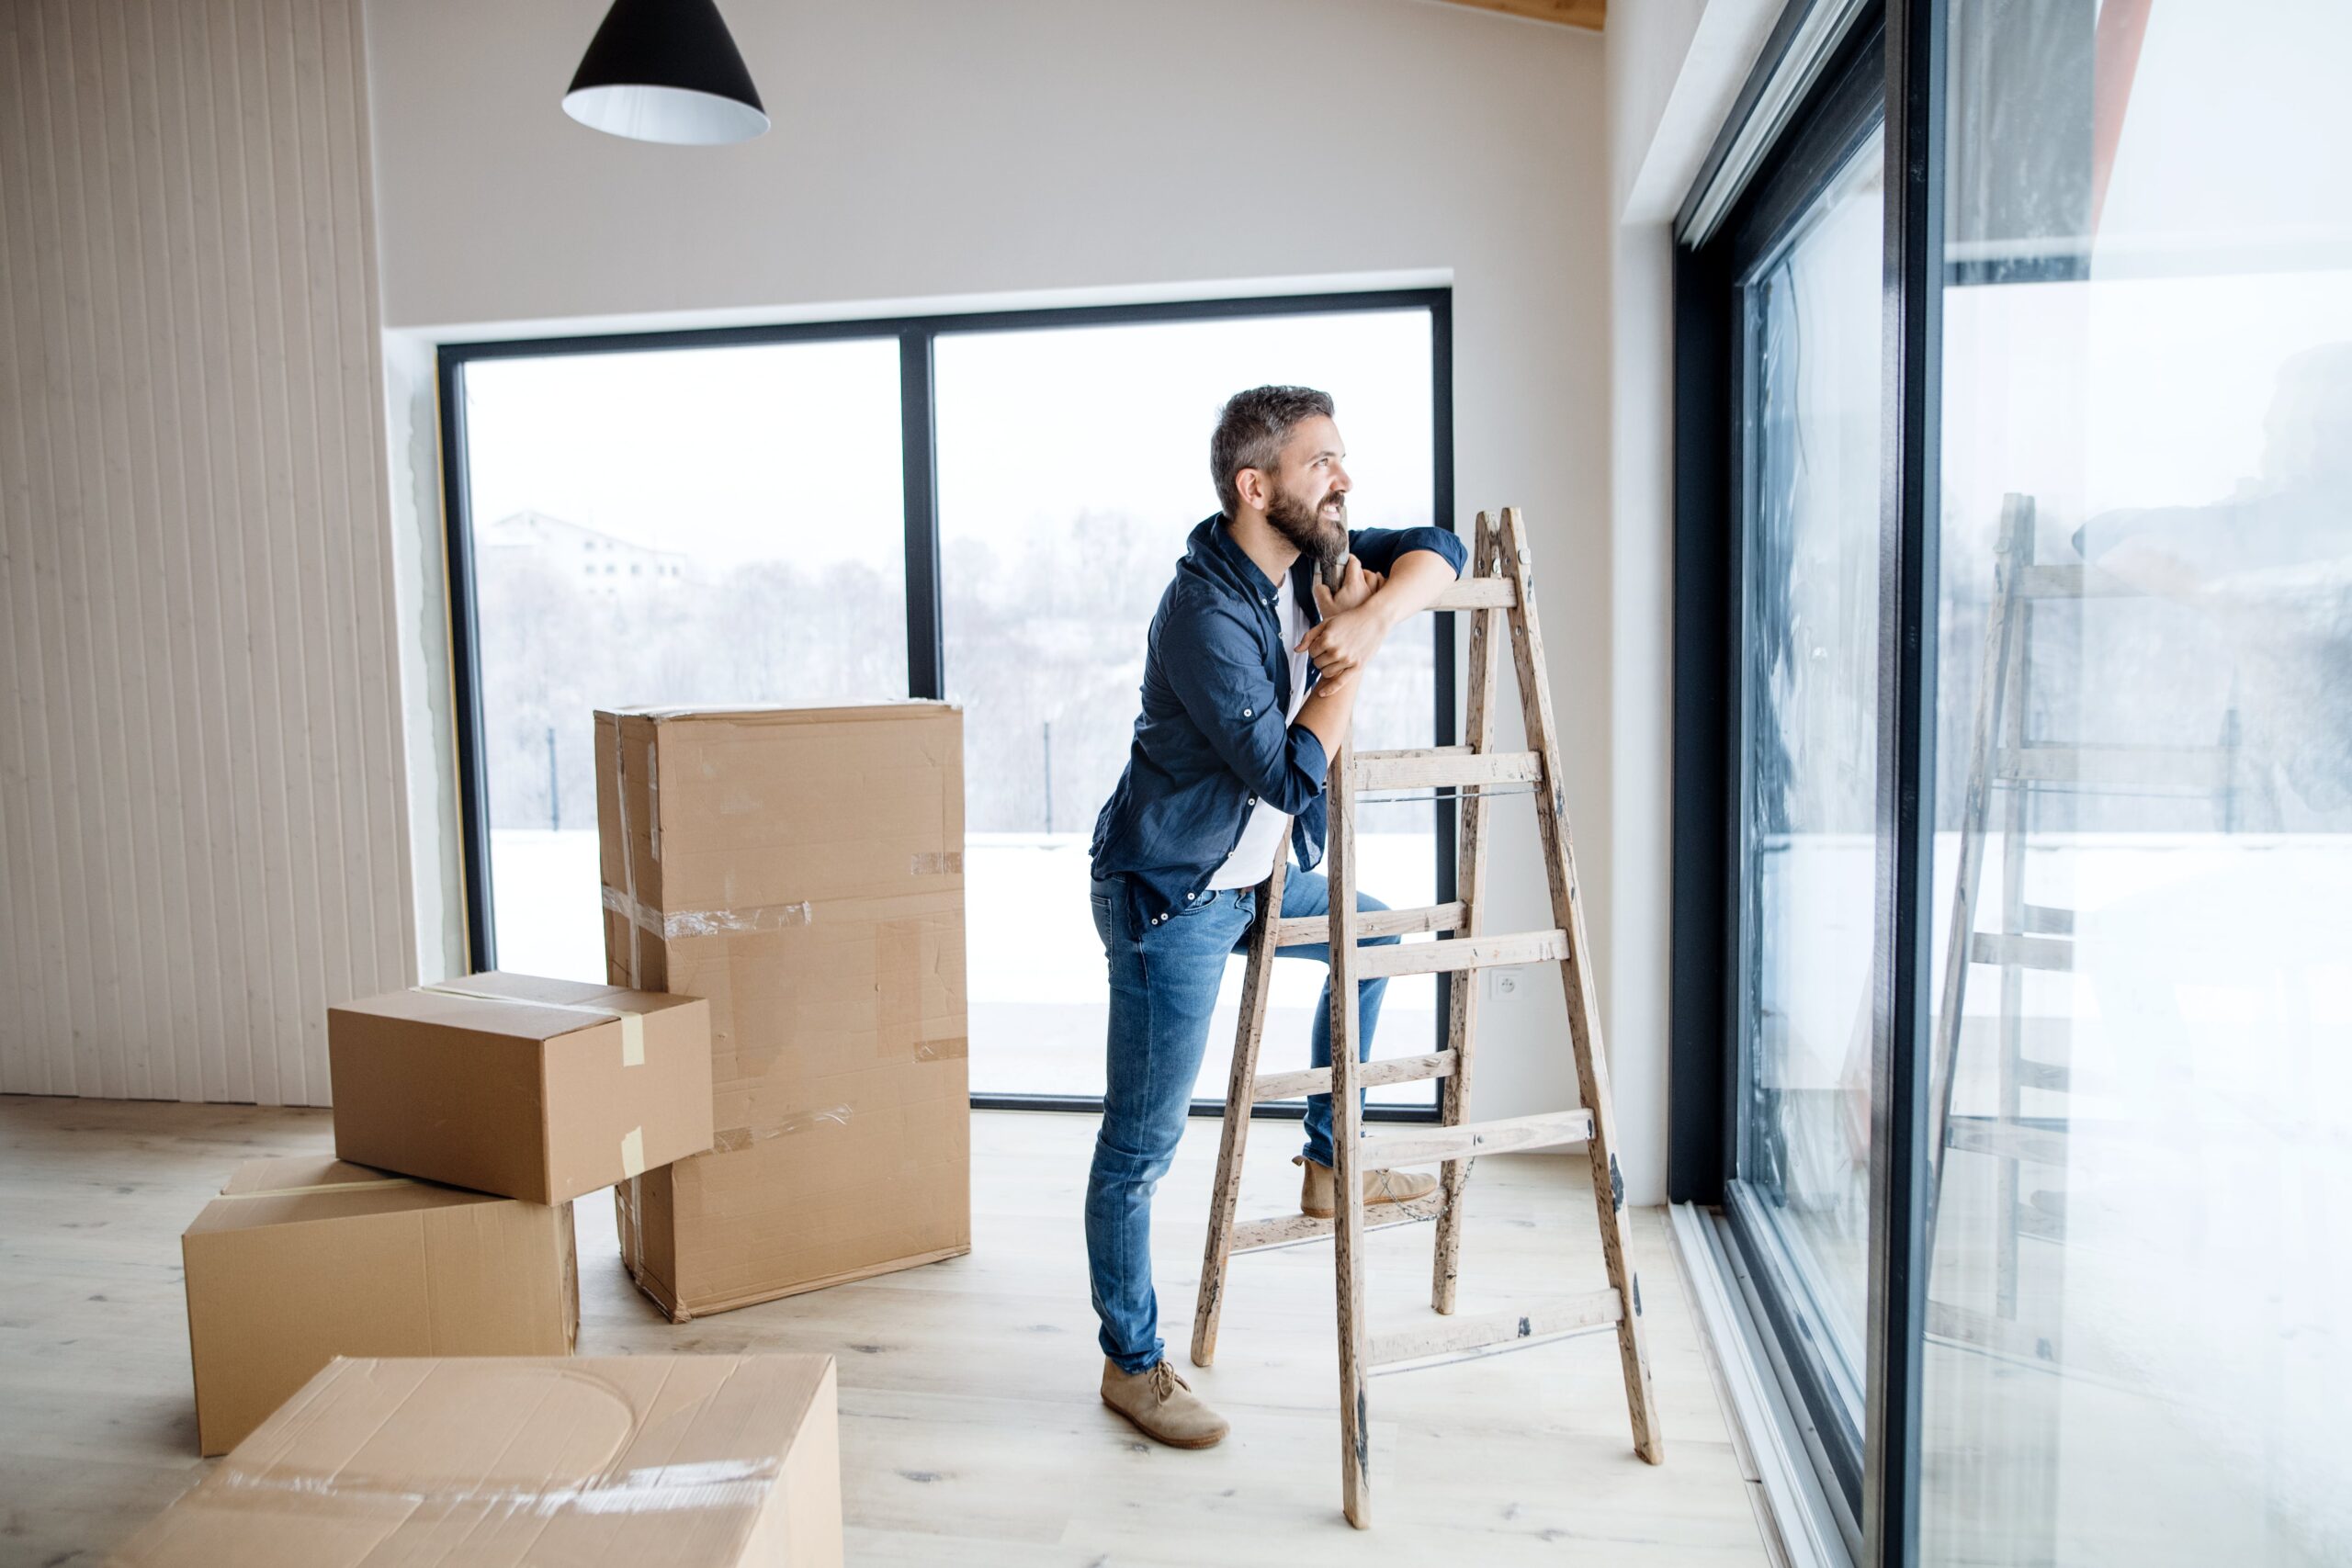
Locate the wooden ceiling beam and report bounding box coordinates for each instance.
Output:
[1426,0,1606,31]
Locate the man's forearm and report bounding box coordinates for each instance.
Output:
[1295,676,1359,763]
[1366,548,1457,632]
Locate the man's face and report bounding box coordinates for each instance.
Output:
[1258,414,1351,561]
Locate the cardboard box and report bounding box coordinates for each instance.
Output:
[595,702,969,1319]
[181,1156,577,1456]
[327,971,715,1205]
[110,1354,842,1567]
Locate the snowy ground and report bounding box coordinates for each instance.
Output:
[486,828,1440,1106]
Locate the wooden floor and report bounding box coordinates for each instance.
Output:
[0,1095,1768,1567]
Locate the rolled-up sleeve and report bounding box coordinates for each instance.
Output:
[1160,594,1330,815]
[1348,525,1469,577]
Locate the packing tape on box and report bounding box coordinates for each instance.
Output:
[214,1176,424,1201]
[620,1126,645,1179]
[601,884,814,941]
[212,1456,784,1516]
[711,1104,853,1153]
[910,851,963,875]
[423,980,647,1067]
[614,722,645,987]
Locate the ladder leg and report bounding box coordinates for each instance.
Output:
[1433,513,1502,1314]
[1498,506,1664,1464]
[1192,849,1289,1368]
[1994,525,2034,1320]
[1328,741,1373,1528]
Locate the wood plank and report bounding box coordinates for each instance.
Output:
[1351,928,1567,981]
[1945,1115,2069,1168]
[2018,903,2075,935]
[1359,1109,1595,1168]
[1252,1050,1454,1103]
[1351,746,1541,793]
[1427,0,1607,33]
[1190,826,1291,1367]
[2017,562,2138,598]
[2014,1057,2069,1093]
[1326,715,1373,1528]
[1229,1190,1446,1255]
[1969,931,2074,972]
[1926,1300,2060,1363]
[1435,513,1504,1314]
[1368,1289,1623,1367]
[1429,575,1517,609]
[1271,900,1462,949]
[1997,744,2228,791]
[1497,506,1663,1464]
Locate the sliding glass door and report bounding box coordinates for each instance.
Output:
[1677,1,2352,1561]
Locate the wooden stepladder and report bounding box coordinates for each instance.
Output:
[1926,494,2245,1354]
[1190,508,1663,1529]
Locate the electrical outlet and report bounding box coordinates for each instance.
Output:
[1488,968,1521,1000]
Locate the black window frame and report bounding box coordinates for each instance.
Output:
[1670,1,1949,1563]
[1668,0,1894,1535]
[436,287,1454,1127]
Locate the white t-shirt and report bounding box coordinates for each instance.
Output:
[1206,587,1313,890]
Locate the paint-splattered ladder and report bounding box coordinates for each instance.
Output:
[1189,508,1663,1529]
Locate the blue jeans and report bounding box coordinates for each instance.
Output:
[1083,871,1398,1373]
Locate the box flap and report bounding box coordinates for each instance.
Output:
[186,1156,507,1238]
[114,1356,837,1567]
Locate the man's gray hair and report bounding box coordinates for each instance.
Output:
[1210,385,1335,519]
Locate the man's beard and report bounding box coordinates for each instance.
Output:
[1265,486,1348,564]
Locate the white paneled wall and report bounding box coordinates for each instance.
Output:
[0,0,413,1105]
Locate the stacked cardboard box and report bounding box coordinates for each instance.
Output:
[595,702,971,1320]
[114,1354,843,1567]
[179,975,716,1455]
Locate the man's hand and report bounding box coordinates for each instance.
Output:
[1303,556,1390,692]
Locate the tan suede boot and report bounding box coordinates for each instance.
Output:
[1296,1155,1440,1219]
[1101,1358,1230,1449]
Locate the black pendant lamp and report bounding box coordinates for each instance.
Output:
[564,0,769,146]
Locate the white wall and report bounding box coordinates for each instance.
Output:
[361,0,1649,1166]
[0,0,414,1107]
[1604,0,1788,1198]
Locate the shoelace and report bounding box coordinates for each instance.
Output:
[1150,1360,1189,1400]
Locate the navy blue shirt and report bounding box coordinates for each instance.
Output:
[1090,513,1469,930]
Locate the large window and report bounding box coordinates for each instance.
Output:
[439,292,1453,1119]
[933,311,1440,1104]
[1918,3,2352,1562]
[1675,3,2352,1563]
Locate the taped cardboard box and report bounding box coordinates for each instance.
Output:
[181,1156,577,1457]
[595,702,969,1320]
[110,1354,842,1568]
[327,971,714,1205]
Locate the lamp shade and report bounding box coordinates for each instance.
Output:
[563,0,769,146]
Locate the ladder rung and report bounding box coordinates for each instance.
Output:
[1368,1289,1623,1368]
[1946,1115,2067,1168]
[2015,1200,2064,1244]
[1353,929,1567,982]
[1970,932,2072,972]
[1351,747,1542,793]
[1254,1050,1455,1103]
[1359,1109,1593,1168]
[1230,1190,1445,1255]
[1272,901,1464,949]
[2019,903,2075,936]
[1430,577,1517,610]
[2018,563,2139,599]
[2014,1057,2069,1093]
[1997,745,2229,792]
[1928,1300,2059,1363]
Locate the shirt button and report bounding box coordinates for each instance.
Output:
[1248,796,1257,807]
[1243,707,1253,718]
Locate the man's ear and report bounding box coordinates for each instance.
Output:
[1234,465,1272,513]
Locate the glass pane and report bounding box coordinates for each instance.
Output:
[1736,129,1886,1416]
[1926,3,2352,1562]
[461,340,909,981]
[935,311,1440,1102]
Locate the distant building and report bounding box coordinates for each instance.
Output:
[480,510,694,601]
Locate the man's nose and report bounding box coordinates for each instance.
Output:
[1330,466,1351,493]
